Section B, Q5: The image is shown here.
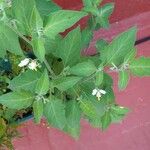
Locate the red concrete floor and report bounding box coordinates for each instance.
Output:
[13,11,150,150]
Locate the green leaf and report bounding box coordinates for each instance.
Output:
[95,71,103,87]
[0,91,34,110]
[53,76,81,91]
[35,69,50,95]
[129,57,150,76]
[30,6,46,62]
[0,118,6,138]
[96,39,108,53]
[118,71,130,90]
[83,0,102,7]
[0,23,23,58]
[57,27,82,66]
[12,0,35,34]
[44,10,87,39]
[110,105,129,123]
[96,3,114,28]
[9,70,41,92]
[33,100,43,124]
[35,0,61,17]
[69,60,96,77]
[64,100,81,138]
[100,27,137,66]
[79,99,97,119]
[32,37,46,62]
[101,111,111,130]
[44,97,66,129]
[81,27,93,49]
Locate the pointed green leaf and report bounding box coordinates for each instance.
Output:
[96,39,108,53]
[118,71,130,90]
[95,71,103,87]
[12,0,35,34]
[57,27,82,66]
[69,60,96,77]
[53,76,81,91]
[101,111,111,130]
[44,10,87,39]
[0,91,34,110]
[96,3,114,28]
[35,69,50,95]
[129,57,150,76]
[33,100,43,124]
[44,98,66,129]
[64,100,81,138]
[79,99,97,119]
[0,23,23,58]
[101,27,137,66]
[9,70,41,92]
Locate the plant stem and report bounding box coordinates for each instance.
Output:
[44,59,55,76]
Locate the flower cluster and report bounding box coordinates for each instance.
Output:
[18,58,40,71]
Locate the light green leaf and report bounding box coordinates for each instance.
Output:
[96,3,114,28]
[44,10,87,39]
[57,27,82,66]
[35,69,50,95]
[0,22,23,58]
[53,76,81,91]
[44,98,66,129]
[64,100,81,138]
[101,27,137,66]
[0,91,34,110]
[101,111,111,130]
[12,0,35,34]
[33,100,43,124]
[118,71,130,90]
[9,70,41,92]
[69,60,96,77]
[129,57,150,76]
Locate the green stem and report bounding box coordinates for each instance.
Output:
[44,59,55,76]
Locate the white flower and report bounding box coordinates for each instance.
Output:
[92,88,106,101]
[28,60,39,71]
[18,58,30,67]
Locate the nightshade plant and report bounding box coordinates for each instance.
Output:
[0,0,150,147]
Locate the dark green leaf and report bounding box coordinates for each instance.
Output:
[44,97,66,129]
[57,27,82,66]
[101,111,111,130]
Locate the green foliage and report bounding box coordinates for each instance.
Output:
[33,100,43,124]
[118,71,130,90]
[0,91,34,110]
[44,10,87,39]
[129,57,150,76]
[44,97,66,129]
[0,0,149,145]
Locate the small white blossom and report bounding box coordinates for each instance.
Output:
[92,88,106,101]
[18,58,30,67]
[28,60,40,71]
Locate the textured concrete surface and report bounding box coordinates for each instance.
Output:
[13,2,150,150]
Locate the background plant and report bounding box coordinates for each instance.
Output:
[0,0,150,145]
